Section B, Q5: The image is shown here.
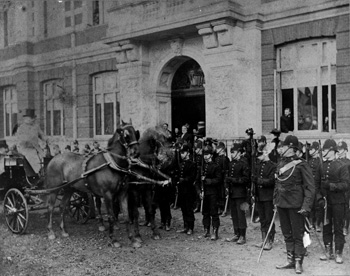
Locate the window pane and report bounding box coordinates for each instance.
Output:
[74,1,82,9]
[53,110,61,136]
[12,113,17,132]
[65,16,71,27]
[95,103,101,135]
[93,1,100,25]
[46,111,51,135]
[5,112,9,137]
[64,1,71,11]
[74,13,82,25]
[104,102,114,135]
[297,87,318,130]
[331,85,336,130]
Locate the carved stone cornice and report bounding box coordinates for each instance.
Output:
[108,39,140,64]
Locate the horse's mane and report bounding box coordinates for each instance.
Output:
[107,131,119,150]
[139,125,170,146]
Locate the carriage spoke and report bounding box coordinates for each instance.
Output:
[17,215,24,229]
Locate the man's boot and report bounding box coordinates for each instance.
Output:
[276,251,295,269]
[225,228,240,242]
[204,227,210,238]
[254,231,266,248]
[335,248,343,264]
[295,255,304,274]
[165,220,171,231]
[158,222,165,229]
[186,221,194,235]
[176,222,188,233]
[211,227,219,241]
[264,232,274,251]
[320,243,334,260]
[236,228,246,245]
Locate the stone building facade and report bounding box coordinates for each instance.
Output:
[0,0,349,149]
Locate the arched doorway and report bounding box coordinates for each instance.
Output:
[171,59,205,134]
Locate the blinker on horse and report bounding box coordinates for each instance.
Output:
[45,121,139,248]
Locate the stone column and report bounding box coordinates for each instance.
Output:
[197,19,262,139]
[115,41,155,132]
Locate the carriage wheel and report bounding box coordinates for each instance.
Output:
[3,188,29,234]
[68,191,91,224]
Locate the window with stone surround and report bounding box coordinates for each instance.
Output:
[3,86,18,137]
[276,38,336,133]
[64,0,83,28]
[43,80,64,136]
[93,72,120,136]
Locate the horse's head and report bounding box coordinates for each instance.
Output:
[107,120,140,158]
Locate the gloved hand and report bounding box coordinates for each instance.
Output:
[225,188,229,196]
[321,180,330,189]
[297,208,309,217]
[318,198,325,208]
[199,192,204,200]
[329,183,337,191]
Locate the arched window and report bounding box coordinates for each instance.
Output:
[93,72,119,136]
[276,38,336,133]
[3,86,18,137]
[43,80,64,136]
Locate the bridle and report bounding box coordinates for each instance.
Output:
[118,125,139,150]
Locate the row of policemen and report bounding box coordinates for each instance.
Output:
[165,132,348,275]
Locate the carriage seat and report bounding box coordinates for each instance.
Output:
[4,154,37,177]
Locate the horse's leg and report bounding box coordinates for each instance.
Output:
[95,196,106,232]
[119,190,140,248]
[147,186,160,240]
[128,187,142,247]
[47,192,58,240]
[103,191,121,248]
[59,189,74,237]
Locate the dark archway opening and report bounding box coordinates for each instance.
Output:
[171,59,205,135]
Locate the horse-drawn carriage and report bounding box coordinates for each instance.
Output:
[1,123,173,248]
[1,153,91,235]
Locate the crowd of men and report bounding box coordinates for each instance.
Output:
[1,108,348,275]
[156,122,349,275]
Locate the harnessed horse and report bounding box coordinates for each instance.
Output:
[45,122,139,247]
[127,126,175,247]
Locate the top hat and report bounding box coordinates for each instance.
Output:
[282,135,299,148]
[22,109,36,118]
[337,141,348,151]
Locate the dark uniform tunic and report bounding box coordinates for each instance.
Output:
[214,154,229,209]
[225,158,250,230]
[315,159,349,252]
[178,159,197,230]
[196,161,221,229]
[255,159,276,234]
[308,156,323,227]
[274,156,315,257]
[338,157,350,234]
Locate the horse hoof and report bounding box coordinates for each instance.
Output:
[62,232,69,238]
[152,235,161,240]
[132,241,142,248]
[48,234,56,240]
[98,226,106,232]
